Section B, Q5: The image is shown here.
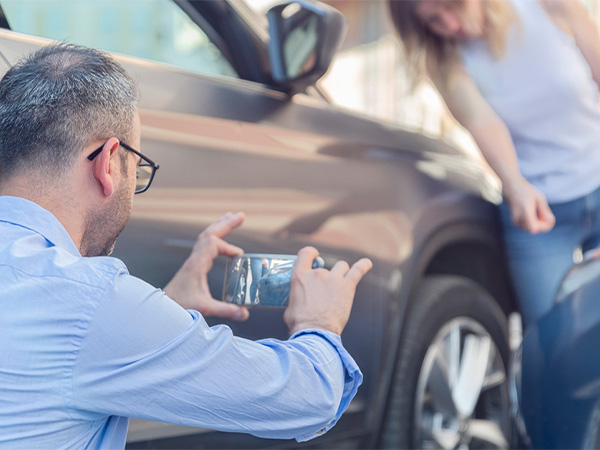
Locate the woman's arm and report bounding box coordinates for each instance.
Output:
[434,66,555,233]
[541,0,600,92]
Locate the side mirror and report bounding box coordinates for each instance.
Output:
[267,0,346,94]
[554,248,600,304]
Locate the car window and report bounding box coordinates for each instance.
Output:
[1,0,238,78]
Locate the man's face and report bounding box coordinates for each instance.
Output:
[83,112,141,257]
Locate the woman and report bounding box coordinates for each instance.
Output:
[389,0,600,327]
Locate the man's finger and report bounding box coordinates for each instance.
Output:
[217,239,244,257]
[344,258,373,285]
[204,212,245,238]
[330,260,350,276]
[294,246,320,273]
[207,299,249,321]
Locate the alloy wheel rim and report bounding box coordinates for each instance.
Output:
[414,317,509,449]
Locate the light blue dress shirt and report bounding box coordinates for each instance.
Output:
[0,196,362,449]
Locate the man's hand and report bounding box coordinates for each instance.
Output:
[503,178,555,234]
[164,212,250,321]
[284,247,373,336]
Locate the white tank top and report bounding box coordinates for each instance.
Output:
[459,0,600,203]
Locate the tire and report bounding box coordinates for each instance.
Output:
[233,267,247,305]
[381,275,512,449]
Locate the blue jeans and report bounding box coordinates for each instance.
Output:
[499,185,600,329]
[249,258,268,303]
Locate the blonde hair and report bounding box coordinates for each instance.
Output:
[389,0,518,89]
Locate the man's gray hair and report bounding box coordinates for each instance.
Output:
[0,42,139,179]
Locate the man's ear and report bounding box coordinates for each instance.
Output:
[92,138,121,197]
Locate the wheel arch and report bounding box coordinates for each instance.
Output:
[424,239,516,316]
[370,218,517,447]
[407,218,517,320]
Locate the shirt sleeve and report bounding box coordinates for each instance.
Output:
[282,329,363,441]
[70,270,362,442]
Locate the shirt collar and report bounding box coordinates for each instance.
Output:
[0,196,82,257]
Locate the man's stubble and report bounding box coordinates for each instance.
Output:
[80,176,133,257]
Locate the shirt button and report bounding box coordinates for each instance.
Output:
[316,429,324,435]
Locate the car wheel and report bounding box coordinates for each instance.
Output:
[234,268,247,305]
[381,275,511,449]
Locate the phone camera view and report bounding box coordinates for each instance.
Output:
[222,254,324,307]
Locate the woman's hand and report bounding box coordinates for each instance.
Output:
[503,178,555,234]
[164,212,250,321]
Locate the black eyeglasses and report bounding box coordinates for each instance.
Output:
[87,141,159,194]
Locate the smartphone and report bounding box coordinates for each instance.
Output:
[222,253,324,307]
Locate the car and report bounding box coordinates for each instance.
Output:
[0,0,518,448]
[510,251,600,449]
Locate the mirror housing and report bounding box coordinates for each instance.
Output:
[267,0,346,95]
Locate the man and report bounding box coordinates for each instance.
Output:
[0,43,372,449]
